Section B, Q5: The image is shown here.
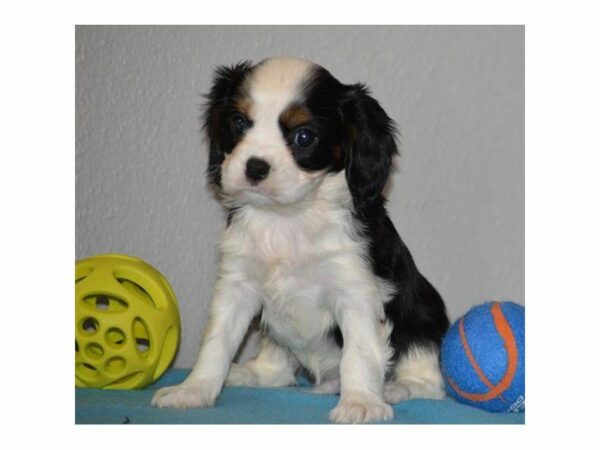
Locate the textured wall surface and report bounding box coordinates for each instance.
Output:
[76,26,524,368]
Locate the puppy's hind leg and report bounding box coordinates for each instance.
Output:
[226,335,299,388]
[384,345,446,404]
[310,378,340,395]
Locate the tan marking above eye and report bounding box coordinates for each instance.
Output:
[280,104,312,129]
[234,97,254,119]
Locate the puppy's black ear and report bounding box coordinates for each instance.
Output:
[203,61,253,186]
[342,84,398,213]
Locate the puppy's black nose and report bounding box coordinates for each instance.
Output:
[245,157,271,184]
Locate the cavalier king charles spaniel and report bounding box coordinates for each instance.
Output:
[152,58,449,423]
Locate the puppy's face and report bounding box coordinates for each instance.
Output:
[204,58,397,211]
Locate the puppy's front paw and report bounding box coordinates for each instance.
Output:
[151,383,217,409]
[329,393,393,424]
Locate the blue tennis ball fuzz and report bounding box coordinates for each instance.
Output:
[440,302,525,413]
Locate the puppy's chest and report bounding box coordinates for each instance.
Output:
[237,214,350,349]
[259,255,335,350]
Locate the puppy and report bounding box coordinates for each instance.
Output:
[152,58,449,423]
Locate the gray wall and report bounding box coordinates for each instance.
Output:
[76,26,524,368]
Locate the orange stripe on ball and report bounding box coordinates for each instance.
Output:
[447,303,518,402]
[458,314,495,389]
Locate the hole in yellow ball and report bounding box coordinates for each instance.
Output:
[76,363,99,379]
[114,270,160,309]
[81,317,99,335]
[105,357,126,374]
[132,318,151,356]
[75,264,94,284]
[86,343,104,360]
[116,277,152,306]
[136,339,150,353]
[105,327,126,348]
[95,296,109,310]
[83,295,128,312]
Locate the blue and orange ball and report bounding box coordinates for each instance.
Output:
[440,302,525,413]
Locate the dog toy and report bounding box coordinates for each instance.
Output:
[75,254,180,389]
[440,301,525,413]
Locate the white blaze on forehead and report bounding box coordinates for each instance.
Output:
[246,58,315,116]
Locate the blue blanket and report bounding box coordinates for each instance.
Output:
[75,369,524,424]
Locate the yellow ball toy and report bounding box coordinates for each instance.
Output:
[75,254,180,389]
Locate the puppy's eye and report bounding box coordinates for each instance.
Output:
[293,128,318,148]
[231,113,249,136]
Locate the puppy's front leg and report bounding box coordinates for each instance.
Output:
[329,305,393,424]
[152,274,261,409]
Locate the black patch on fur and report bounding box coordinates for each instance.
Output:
[340,84,398,212]
[276,68,350,173]
[281,67,398,212]
[203,61,254,186]
[328,324,344,348]
[305,66,448,361]
[356,202,450,362]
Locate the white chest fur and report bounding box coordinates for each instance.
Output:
[218,173,371,381]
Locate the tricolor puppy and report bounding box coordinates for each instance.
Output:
[152,58,449,423]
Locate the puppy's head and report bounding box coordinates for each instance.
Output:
[204,58,397,211]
